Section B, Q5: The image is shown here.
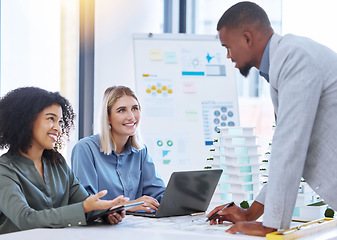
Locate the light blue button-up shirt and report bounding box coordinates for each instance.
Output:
[259,38,271,82]
[71,134,166,202]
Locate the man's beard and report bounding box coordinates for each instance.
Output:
[239,64,253,77]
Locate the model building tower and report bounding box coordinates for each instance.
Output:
[259,125,274,189]
[293,179,325,221]
[207,127,260,205]
[260,144,271,187]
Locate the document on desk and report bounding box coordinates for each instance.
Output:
[118,215,266,239]
[177,217,232,232]
[122,215,231,233]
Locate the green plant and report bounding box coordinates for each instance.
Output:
[240,200,249,209]
[307,201,326,206]
[325,208,335,218]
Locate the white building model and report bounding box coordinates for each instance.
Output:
[208,126,329,219]
[207,127,260,205]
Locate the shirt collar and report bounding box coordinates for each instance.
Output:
[10,150,48,165]
[113,140,138,156]
[259,38,271,82]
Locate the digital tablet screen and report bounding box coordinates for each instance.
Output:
[87,201,144,223]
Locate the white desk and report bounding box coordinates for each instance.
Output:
[1,214,337,240]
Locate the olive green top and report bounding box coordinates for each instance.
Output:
[0,151,90,234]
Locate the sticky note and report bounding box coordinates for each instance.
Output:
[183,82,196,93]
[164,52,177,63]
[185,110,198,121]
[149,49,163,61]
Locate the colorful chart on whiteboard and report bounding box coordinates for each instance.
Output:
[133,33,239,183]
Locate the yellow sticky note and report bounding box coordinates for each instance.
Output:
[149,49,163,61]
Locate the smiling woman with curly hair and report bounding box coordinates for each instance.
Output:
[0,87,128,234]
[0,87,74,163]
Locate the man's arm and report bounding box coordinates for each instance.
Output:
[207,200,264,225]
[264,35,324,229]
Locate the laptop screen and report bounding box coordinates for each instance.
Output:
[155,169,223,217]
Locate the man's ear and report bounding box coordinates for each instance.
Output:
[243,31,253,47]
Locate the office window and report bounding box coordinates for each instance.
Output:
[182,0,282,152]
[186,0,282,99]
[0,0,79,158]
[1,0,61,95]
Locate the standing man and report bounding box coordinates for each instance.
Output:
[207,1,337,237]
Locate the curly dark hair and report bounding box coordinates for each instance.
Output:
[0,87,75,163]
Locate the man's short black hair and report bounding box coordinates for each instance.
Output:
[217,1,271,31]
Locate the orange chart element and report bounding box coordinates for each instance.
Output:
[146,85,173,95]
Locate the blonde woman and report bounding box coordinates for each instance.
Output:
[71,86,165,213]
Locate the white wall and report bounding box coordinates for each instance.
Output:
[1,0,79,163]
[3,0,337,163]
[282,0,337,52]
[93,0,163,133]
[1,0,61,95]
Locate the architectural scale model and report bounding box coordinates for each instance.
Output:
[207,126,330,220]
[207,127,260,205]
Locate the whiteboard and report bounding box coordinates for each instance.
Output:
[133,33,239,183]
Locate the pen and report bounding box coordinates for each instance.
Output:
[206,201,235,222]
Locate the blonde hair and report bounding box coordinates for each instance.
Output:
[99,86,143,154]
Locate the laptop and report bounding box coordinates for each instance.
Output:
[127,169,223,218]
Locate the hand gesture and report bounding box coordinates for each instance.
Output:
[206,203,247,225]
[105,210,126,225]
[207,201,264,225]
[83,190,129,213]
[226,221,276,237]
[127,196,159,213]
